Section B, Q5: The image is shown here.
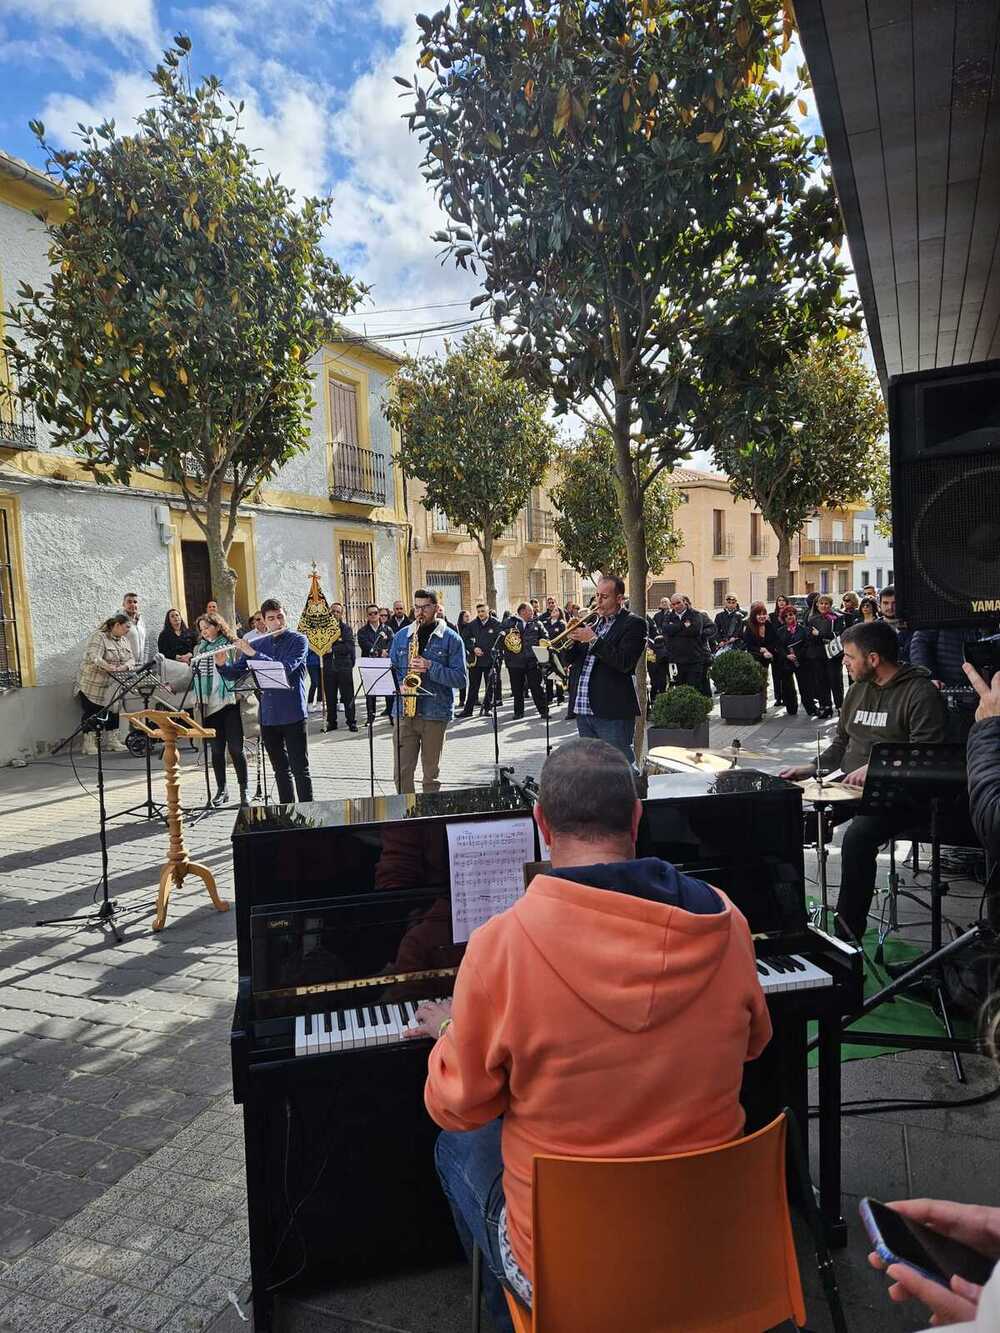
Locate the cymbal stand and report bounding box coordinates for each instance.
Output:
[810,731,833,929]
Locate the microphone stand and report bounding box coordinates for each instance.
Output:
[487,629,506,773]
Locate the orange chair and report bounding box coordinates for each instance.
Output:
[473,1112,846,1333]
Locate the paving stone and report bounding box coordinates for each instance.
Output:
[0,1164,39,1198]
[0,1209,56,1261]
[83,1247,142,1283]
[61,1241,118,1273]
[98,1117,170,1152]
[0,1291,77,1332]
[152,1267,204,1302]
[0,1256,50,1292]
[126,1257,178,1294]
[62,1316,130,1333]
[186,1274,235,1310]
[108,1088,185,1119]
[156,1304,216,1332]
[91,1282,143,1321]
[88,1150,146,1186]
[19,1234,81,1267]
[0,1126,55,1161]
[63,1076,122,1107]
[2,1061,68,1094]
[26,1139,109,1179]
[60,1275,115,1313]
[8,1174,104,1221]
[41,1105,122,1138]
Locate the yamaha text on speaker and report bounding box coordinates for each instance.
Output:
[888,358,1000,629]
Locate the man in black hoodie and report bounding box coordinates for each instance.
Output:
[781,620,947,942]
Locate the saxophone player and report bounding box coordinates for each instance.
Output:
[388,589,467,794]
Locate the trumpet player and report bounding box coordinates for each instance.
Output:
[563,575,646,764]
[388,589,467,794]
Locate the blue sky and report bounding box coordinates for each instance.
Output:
[0,0,486,350]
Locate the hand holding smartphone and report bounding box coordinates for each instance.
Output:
[861,1198,995,1289]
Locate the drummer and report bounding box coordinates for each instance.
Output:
[779,621,947,943]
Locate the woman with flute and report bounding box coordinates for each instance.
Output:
[191,612,248,807]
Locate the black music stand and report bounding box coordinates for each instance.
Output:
[485,630,506,772]
[106,662,170,823]
[841,743,991,1082]
[356,659,397,799]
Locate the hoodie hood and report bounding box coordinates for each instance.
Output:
[511,861,733,1034]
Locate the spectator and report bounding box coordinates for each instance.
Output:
[121,591,147,665]
[158,609,194,663]
[456,610,472,710]
[324,602,358,732]
[775,604,809,716]
[714,595,746,649]
[862,583,878,600]
[542,605,567,708]
[663,593,712,697]
[805,593,839,715]
[408,739,770,1330]
[859,596,880,623]
[306,648,323,712]
[388,600,412,633]
[769,594,791,629]
[75,613,135,755]
[646,597,672,700]
[191,613,248,807]
[836,593,862,634]
[878,585,912,664]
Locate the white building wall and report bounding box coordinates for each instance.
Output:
[0,199,61,454]
[852,508,895,590]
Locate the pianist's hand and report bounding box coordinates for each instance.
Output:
[778,765,813,780]
[403,998,453,1040]
[963,661,1000,721]
[869,1199,1000,1325]
[843,764,868,788]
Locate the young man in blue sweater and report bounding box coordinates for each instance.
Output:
[218,598,313,804]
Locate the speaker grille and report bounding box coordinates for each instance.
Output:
[896,459,1000,626]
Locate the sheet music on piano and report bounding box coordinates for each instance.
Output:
[446,816,536,943]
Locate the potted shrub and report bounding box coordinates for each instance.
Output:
[647,685,713,750]
[709,649,768,724]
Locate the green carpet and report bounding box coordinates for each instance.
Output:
[805,917,974,1067]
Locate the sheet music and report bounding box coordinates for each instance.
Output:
[447,817,536,943]
[247,659,290,690]
[358,657,396,697]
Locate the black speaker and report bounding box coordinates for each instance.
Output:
[889,358,1000,629]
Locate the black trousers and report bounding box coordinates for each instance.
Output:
[831,809,915,942]
[827,656,845,708]
[261,720,313,804]
[307,665,322,704]
[805,658,831,712]
[672,662,711,697]
[509,667,547,718]
[323,657,356,727]
[205,703,248,793]
[649,660,669,700]
[545,670,565,705]
[774,666,799,713]
[461,658,490,713]
[79,693,119,732]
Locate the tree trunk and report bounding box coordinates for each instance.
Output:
[205,483,239,629]
[479,531,497,615]
[775,527,793,596]
[611,394,649,764]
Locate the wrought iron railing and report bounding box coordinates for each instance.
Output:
[0,354,37,449]
[526,507,555,543]
[330,443,387,504]
[802,539,866,556]
[712,532,735,558]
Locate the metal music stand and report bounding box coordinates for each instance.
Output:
[356,659,397,799]
[841,742,990,1082]
[486,629,507,772]
[106,662,172,823]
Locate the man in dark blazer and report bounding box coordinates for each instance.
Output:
[460,603,504,716]
[503,603,548,720]
[563,575,646,764]
[324,602,357,731]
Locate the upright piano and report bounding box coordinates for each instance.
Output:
[231,774,861,1331]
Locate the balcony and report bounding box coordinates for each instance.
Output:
[750,536,770,559]
[712,533,735,558]
[0,357,37,450]
[329,443,387,505]
[525,507,555,544]
[494,519,520,543]
[801,539,867,558]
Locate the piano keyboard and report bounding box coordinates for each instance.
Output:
[756,954,832,994]
[294,999,440,1056]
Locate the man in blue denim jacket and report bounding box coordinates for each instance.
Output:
[389,588,467,793]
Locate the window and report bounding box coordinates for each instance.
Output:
[820,569,831,594]
[713,578,729,607]
[859,524,869,544]
[750,513,762,558]
[832,520,845,541]
[677,491,690,503]
[838,569,850,593]
[766,576,778,603]
[861,569,870,588]
[425,571,463,624]
[0,505,24,688]
[328,373,385,503]
[888,568,893,584]
[339,539,375,629]
[431,508,449,533]
[876,567,884,587]
[528,568,546,599]
[648,580,676,603]
[561,570,577,605]
[806,516,820,540]
[712,509,726,557]
[329,376,360,446]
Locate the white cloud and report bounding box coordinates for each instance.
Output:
[42,70,153,143]
[0,0,159,52]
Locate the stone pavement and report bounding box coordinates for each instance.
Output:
[0,695,995,1332]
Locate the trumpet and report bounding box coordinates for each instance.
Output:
[541,602,599,651]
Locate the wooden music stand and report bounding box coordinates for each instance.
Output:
[125,709,230,932]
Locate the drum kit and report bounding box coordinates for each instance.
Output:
[644,741,772,776]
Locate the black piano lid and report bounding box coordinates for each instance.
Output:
[232,781,531,837]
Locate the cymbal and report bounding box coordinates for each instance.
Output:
[796,778,860,804]
[712,744,771,760]
[645,746,732,774]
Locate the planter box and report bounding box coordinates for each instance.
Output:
[719,693,764,724]
[647,722,710,750]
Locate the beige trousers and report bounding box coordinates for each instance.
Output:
[394,715,448,794]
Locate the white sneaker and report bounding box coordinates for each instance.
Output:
[105,733,129,752]
[81,732,98,756]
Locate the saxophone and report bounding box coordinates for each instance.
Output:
[402,628,420,717]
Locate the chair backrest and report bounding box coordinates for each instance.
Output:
[528,1113,806,1333]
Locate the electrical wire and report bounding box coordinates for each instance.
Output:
[809,1081,1000,1119]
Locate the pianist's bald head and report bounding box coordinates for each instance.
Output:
[534,739,642,866]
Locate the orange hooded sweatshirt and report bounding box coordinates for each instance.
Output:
[424,863,772,1279]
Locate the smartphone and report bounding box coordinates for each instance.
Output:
[860,1198,995,1288]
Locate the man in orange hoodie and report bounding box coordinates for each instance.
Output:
[407,738,772,1329]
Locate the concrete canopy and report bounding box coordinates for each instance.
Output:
[795,1,1000,386]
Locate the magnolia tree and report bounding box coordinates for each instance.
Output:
[5,38,363,625]
[550,425,682,580]
[385,329,554,611]
[711,330,888,587]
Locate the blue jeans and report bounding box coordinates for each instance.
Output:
[434,1121,517,1333]
[575,714,636,765]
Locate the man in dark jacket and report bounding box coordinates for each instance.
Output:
[357,603,393,724]
[909,623,999,688]
[503,604,548,720]
[663,593,712,697]
[878,586,912,664]
[324,602,357,732]
[460,603,504,717]
[713,596,745,648]
[563,575,646,763]
[781,620,948,941]
[963,654,1000,928]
